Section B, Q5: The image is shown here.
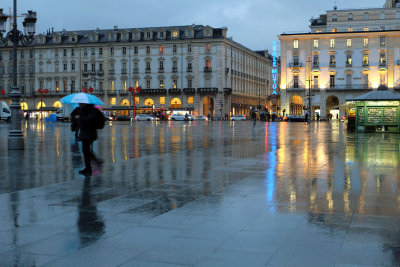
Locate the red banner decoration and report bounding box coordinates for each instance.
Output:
[0,89,5,95]
[38,89,42,94]
[44,89,49,94]
[89,87,94,93]
[82,88,87,93]
[128,87,134,92]
[136,86,141,92]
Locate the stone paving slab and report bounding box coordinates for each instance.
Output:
[0,121,400,266]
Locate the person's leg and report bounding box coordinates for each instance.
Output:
[90,142,103,165]
[80,140,92,175]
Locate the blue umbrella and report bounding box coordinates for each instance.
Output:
[60,93,104,105]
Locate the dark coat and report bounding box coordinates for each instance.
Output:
[78,105,102,141]
[71,107,80,132]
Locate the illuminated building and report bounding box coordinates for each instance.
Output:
[0,25,272,118]
[279,0,400,120]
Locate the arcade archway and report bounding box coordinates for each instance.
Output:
[326,95,340,120]
[202,96,214,116]
[289,95,303,115]
[170,98,182,109]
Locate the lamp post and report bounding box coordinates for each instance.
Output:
[0,4,37,150]
[306,57,313,123]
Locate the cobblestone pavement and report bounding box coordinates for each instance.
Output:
[0,120,400,266]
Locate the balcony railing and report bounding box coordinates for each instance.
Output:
[223,88,232,95]
[158,68,164,73]
[145,68,151,74]
[121,69,127,75]
[109,69,115,75]
[289,63,302,68]
[183,88,196,94]
[97,70,104,76]
[325,84,373,90]
[133,68,139,74]
[198,88,218,94]
[204,67,212,72]
[169,88,182,94]
[172,67,178,73]
[82,70,89,76]
[312,63,319,69]
[119,90,129,95]
[90,70,96,75]
[379,62,387,67]
[329,62,336,67]
[107,90,117,95]
[141,89,167,94]
[187,67,192,72]
[362,62,369,67]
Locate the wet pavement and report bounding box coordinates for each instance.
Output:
[0,120,400,266]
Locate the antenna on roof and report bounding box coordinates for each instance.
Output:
[334,0,337,10]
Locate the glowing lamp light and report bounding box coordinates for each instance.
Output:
[320,85,325,89]
[373,83,379,89]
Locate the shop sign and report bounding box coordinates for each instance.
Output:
[365,101,399,106]
[272,40,278,95]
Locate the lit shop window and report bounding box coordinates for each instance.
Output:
[330,39,335,48]
[313,40,318,48]
[346,39,352,47]
[364,38,369,47]
[293,40,299,49]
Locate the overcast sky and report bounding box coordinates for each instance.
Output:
[8,0,382,51]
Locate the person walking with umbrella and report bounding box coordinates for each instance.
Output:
[61,93,105,176]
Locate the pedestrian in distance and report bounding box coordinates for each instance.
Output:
[25,112,30,122]
[305,112,309,124]
[71,106,81,141]
[78,104,105,176]
[316,113,320,121]
[184,113,189,124]
[251,109,257,126]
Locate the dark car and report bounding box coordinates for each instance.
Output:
[116,115,132,121]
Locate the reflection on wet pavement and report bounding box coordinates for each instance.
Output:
[0,120,400,266]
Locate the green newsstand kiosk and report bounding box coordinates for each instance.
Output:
[346,85,400,133]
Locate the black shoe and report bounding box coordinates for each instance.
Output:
[79,168,92,176]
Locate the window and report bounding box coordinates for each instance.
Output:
[122,33,127,40]
[146,61,151,70]
[91,48,95,56]
[348,13,353,21]
[173,80,177,88]
[84,48,87,56]
[187,96,194,104]
[330,39,335,48]
[63,80,67,91]
[20,51,24,59]
[146,80,151,89]
[72,63,75,70]
[172,31,178,38]
[188,79,192,88]
[332,14,337,21]
[293,55,299,65]
[159,45,164,54]
[30,50,33,59]
[348,28,353,32]
[91,63,96,72]
[99,82,103,90]
[332,28,337,32]
[159,97,165,104]
[362,54,369,65]
[187,30,192,38]
[346,39,352,47]
[99,48,102,55]
[330,55,336,66]
[134,80,139,88]
[293,76,299,88]
[188,44,192,53]
[380,26,385,31]
[313,40,318,48]
[146,32,151,39]
[293,40,299,49]
[110,63,114,70]
[205,43,211,52]
[380,72,386,85]
[364,12,369,20]
[363,74,369,88]
[380,12,385,20]
[313,76,319,88]
[111,81,115,91]
[346,54,352,66]
[123,81,127,91]
[364,38,369,47]
[159,80,164,89]
[380,53,386,65]
[159,61,164,70]
[63,64,67,71]
[187,62,192,72]
[146,46,150,54]
[84,64,88,71]
[122,47,127,55]
[330,75,335,88]
[364,27,369,31]
[110,47,114,56]
[56,81,59,91]
[134,46,138,55]
[55,49,58,57]
[110,34,115,41]
[71,49,74,57]
[63,49,67,57]
[346,74,352,86]
[313,55,319,66]
[380,37,386,47]
[159,31,164,38]
[173,45,177,54]
[205,59,211,69]
[99,63,103,71]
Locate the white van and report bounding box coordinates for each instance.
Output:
[56,104,75,121]
[0,101,11,121]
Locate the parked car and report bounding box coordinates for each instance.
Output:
[147,115,160,121]
[193,115,208,121]
[285,114,305,122]
[230,115,247,121]
[135,114,155,121]
[169,114,186,121]
[116,115,132,121]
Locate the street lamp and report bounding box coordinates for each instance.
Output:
[306,57,313,123]
[0,4,37,150]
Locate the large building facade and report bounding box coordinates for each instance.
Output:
[279,0,400,120]
[0,25,272,118]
